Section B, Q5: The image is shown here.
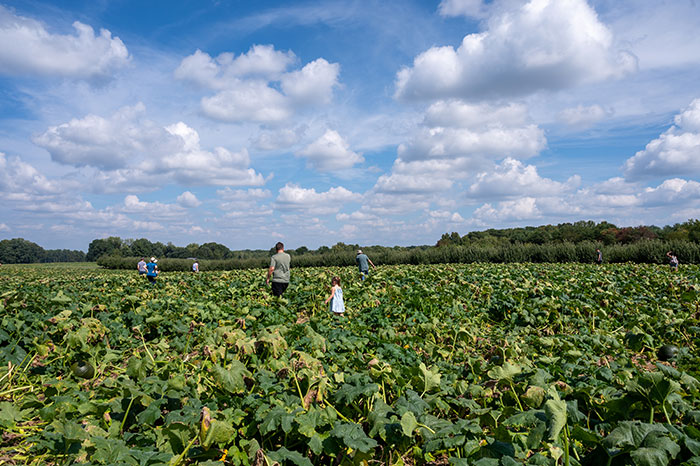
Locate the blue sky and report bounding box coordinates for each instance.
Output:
[1,0,700,251]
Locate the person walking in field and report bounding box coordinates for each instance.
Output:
[137,257,147,275]
[356,249,375,280]
[324,276,345,315]
[266,242,290,296]
[192,260,199,273]
[595,249,602,265]
[146,257,159,284]
[667,251,679,270]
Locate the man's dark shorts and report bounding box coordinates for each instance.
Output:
[147,275,156,283]
[271,282,288,296]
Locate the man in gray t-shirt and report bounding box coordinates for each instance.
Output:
[356,249,375,280]
[266,242,291,296]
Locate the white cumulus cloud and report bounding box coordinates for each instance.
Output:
[177,191,202,208]
[641,178,700,207]
[374,173,453,194]
[399,101,546,163]
[474,197,541,222]
[200,81,292,123]
[274,184,360,215]
[34,104,266,188]
[174,45,295,88]
[372,101,547,198]
[0,152,62,200]
[0,5,129,80]
[396,0,636,101]
[296,129,364,172]
[33,103,173,169]
[468,158,577,199]
[280,58,340,105]
[216,187,272,212]
[623,98,700,179]
[176,45,340,123]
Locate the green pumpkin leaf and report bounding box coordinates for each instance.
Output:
[202,419,235,448]
[544,396,567,441]
[331,422,377,453]
[629,447,669,466]
[266,447,313,466]
[418,362,441,393]
[400,411,418,437]
[213,361,251,395]
[487,362,522,382]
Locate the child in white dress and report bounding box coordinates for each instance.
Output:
[324,276,345,315]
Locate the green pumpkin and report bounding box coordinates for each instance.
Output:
[71,360,95,379]
[657,344,679,361]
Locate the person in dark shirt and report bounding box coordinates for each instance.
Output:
[266,242,291,296]
[355,249,376,281]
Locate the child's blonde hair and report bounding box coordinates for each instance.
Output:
[331,276,341,286]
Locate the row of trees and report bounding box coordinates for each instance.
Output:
[0,238,86,264]
[436,220,700,247]
[85,237,241,262]
[85,236,420,262]
[3,219,699,265]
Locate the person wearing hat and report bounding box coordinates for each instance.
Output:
[355,249,375,281]
[146,257,159,284]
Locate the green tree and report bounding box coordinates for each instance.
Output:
[196,242,232,260]
[86,237,124,261]
[0,238,46,263]
[129,238,154,257]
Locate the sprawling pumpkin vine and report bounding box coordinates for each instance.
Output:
[0,262,699,465]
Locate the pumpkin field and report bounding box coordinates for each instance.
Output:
[1,263,699,465]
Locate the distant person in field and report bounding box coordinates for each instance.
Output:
[324,276,345,315]
[137,257,147,275]
[266,242,290,296]
[356,249,375,280]
[146,257,159,284]
[192,260,199,273]
[595,249,602,265]
[666,251,679,270]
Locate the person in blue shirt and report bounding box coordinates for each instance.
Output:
[146,257,159,283]
[355,249,375,280]
[192,260,199,273]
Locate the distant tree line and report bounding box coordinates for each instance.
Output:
[87,236,415,263]
[3,219,699,266]
[0,238,86,264]
[435,220,700,247]
[97,239,700,271]
[94,219,700,269]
